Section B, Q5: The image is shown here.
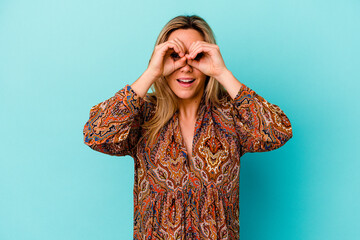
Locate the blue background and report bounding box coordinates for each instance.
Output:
[1,0,359,239]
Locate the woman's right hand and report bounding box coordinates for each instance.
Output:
[131,38,187,98]
[147,38,187,79]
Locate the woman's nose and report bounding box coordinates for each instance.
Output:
[180,60,192,72]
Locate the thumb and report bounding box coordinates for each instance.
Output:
[187,58,199,69]
[175,56,187,70]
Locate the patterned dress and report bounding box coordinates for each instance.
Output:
[83,83,292,239]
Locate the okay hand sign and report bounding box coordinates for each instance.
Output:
[185,41,228,79]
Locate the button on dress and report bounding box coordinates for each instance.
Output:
[83,83,293,239]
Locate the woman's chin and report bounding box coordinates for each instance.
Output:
[173,89,204,102]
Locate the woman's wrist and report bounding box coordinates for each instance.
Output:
[144,68,161,80]
[214,69,243,99]
[131,69,159,98]
[214,68,231,84]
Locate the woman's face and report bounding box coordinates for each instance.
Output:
[165,29,207,103]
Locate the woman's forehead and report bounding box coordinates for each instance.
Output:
[168,29,204,49]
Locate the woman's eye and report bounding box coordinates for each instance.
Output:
[170,52,180,59]
[194,52,204,61]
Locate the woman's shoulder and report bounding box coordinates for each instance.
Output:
[143,92,157,107]
[141,93,157,121]
[213,89,234,110]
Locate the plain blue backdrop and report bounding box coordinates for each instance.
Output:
[1,0,359,239]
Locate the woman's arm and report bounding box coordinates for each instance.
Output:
[218,70,293,154]
[83,85,145,157]
[83,37,189,156]
[186,41,292,154]
[132,38,191,97]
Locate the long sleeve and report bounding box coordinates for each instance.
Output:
[83,84,145,157]
[231,83,293,154]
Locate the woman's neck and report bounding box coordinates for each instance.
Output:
[178,95,202,120]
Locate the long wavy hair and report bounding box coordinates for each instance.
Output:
[143,15,226,145]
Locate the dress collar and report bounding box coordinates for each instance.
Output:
[172,93,209,143]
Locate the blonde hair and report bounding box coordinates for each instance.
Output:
[143,15,226,145]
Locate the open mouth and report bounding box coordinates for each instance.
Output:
[177,78,195,84]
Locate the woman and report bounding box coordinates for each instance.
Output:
[83,15,292,240]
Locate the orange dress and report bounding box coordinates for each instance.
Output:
[83,83,292,239]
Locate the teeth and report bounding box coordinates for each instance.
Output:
[178,79,195,83]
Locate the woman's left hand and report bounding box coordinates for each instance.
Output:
[186,41,228,80]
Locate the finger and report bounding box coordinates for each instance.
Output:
[166,39,184,57]
[150,43,170,65]
[187,58,203,73]
[162,41,182,57]
[188,41,202,58]
[189,40,205,53]
[190,42,210,59]
[189,45,207,60]
[189,41,214,57]
[163,52,186,74]
[190,45,217,59]
[172,38,186,57]
[185,41,196,59]
[174,56,187,70]
[190,42,218,58]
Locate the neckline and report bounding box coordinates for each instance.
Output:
[173,94,208,162]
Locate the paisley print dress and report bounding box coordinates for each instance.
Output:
[83,83,293,239]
